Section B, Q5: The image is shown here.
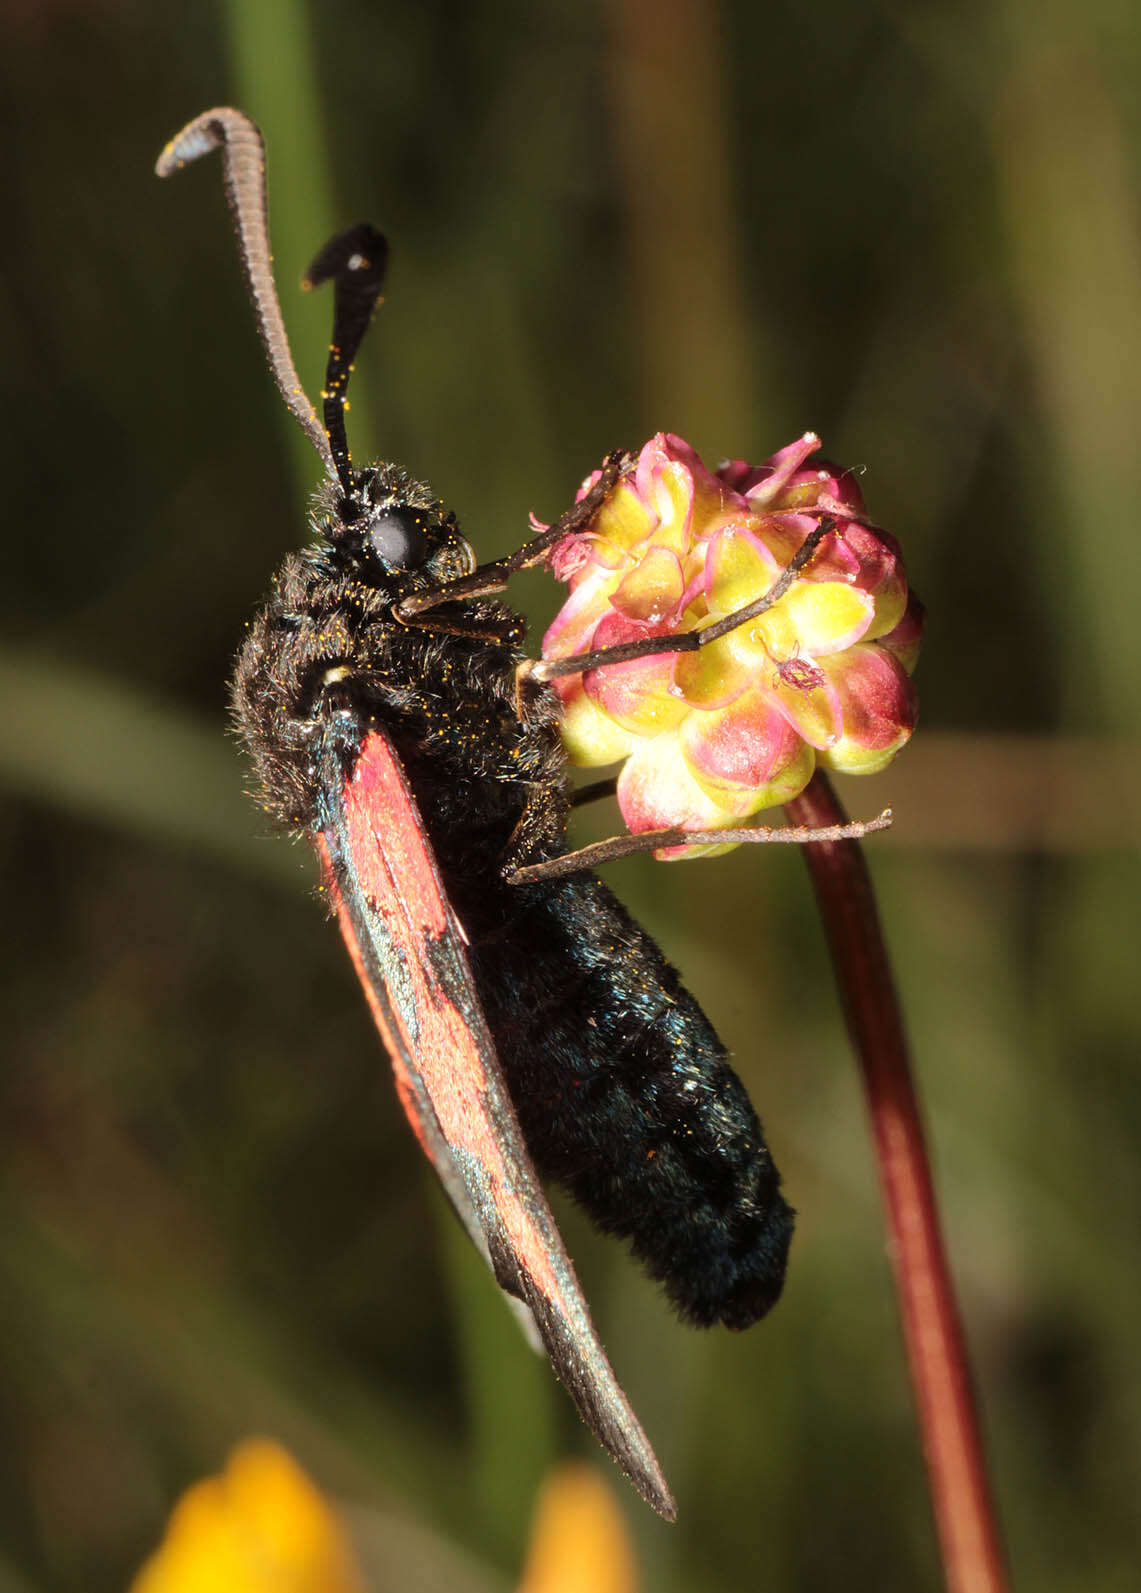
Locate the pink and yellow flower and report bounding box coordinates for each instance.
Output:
[543,432,922,855]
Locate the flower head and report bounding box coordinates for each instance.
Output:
[543,432,922,856]
[518,1464,639,1593]
[129,1440,365,1593]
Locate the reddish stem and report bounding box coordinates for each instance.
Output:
[785,771,1009,1593]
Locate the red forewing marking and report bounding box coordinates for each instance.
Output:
[319,831,541,1364]
[336,731,565,1309]
[346,738,450,935]
[317,731,675,1519]
[317,839,435,1160]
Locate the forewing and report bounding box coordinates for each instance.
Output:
[317,728,675,1520]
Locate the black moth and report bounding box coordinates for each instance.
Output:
[157,107,853,1517]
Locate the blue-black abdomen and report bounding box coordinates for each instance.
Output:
[462,869,793,1330]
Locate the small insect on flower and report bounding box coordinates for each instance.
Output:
[156,108,892,1519]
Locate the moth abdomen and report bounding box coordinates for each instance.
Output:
[466,871,793,1330]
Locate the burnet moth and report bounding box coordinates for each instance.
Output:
[156,107,883,1518]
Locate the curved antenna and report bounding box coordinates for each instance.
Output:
[155,107,334,475]
[302,224,389,511]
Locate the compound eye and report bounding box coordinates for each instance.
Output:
[366,506,429,569]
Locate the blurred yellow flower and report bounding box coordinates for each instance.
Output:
[129,1439,365,1593]
[517,1464,639,1593]
[131,1444,639,1593]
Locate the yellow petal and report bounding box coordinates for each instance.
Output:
[644,459,695,555]
[817,738,906,775]
[558,682,638,766]
[617,733,752,858]
[611,545,685,623]
[764,666,843,749]
[129,1440,365,1593]
[704,527,777,618]
[517,1464,639,1593]
[757,581,873,657]
[861,572,908,641]
[672,630,758,709]
[589,478,658,556]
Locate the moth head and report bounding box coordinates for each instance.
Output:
[315,464,478,587]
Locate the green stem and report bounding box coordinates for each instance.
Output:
[785,771,1010,1593]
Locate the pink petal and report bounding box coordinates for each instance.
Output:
[771,460,867,519]
[555,675,638,766]
[611,544,686,624]
[617,734,759,858]
[876,592,926,675]
[542,576,609,660]
[792,519,862,584]
[583,611,688,736]
[817,643,918,764]
[838,520,904,592]
[722,432,822,502]
[816,462,867,517]
[680,688,814,797]
[766,662,845,750]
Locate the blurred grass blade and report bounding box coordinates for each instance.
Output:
[0,648,305,887]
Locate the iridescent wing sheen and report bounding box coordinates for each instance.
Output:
[316,726,675,1520]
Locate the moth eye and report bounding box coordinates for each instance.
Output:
[366,506,429,570]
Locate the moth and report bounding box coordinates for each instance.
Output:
[157,107,865,1517]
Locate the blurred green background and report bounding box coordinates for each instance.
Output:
[1,0,1139,1588]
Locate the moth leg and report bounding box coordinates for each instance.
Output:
[506,513,831,715]
[494,777,633,883]
[497,777,616,872]
[398,605,525,647]
[396,450,633,620]
[571,777,618,809]
[524,515,836,686]
[498,799,566,879]
[505,809,893,885]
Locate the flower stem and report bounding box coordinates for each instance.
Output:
[784,771,1009,1593]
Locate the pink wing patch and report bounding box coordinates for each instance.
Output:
[337,732,564,1306]
[318,729,675,1519]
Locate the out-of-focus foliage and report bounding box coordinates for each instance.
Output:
[0,1,1138,1590]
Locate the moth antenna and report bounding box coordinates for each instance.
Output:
[302,224,389,512]
[156,107,335,476]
